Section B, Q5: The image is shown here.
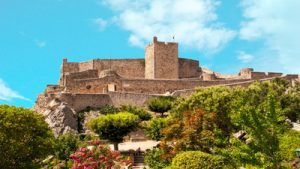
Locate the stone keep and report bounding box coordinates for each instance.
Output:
[145,36,179,79]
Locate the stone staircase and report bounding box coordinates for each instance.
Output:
[132,151,148,169]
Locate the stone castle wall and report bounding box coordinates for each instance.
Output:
[65,77,251,94]
[178,58,200,78]
[61,59,145,83]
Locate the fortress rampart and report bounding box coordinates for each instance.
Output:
[36,36,300,114]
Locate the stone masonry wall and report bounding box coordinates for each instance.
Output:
[154,39,179,79]
[65,77,251,94]
[59,93,112,112]
[145,44,155,79]
[178,58,200,78]
[93,59,145,78]
[62,59,145,79]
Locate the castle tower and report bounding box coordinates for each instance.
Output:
[145,36,179,79]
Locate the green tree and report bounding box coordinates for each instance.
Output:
[171,86,234,138]
[0,105,54,169]
[233,92,288,168]
[120,105,152,121]
[145,117,166,141]
[163,109,222,153]
[279,130,300,165]
[148,97,174,116]
[88,112,140,150]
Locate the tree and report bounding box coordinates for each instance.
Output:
[232,92,288,168]
[163,109,222,153]
[171,86,234,137]
[88,112,140,150]
[148,97,174,116]
[120,105,152,121]
[0,105,54,169]
[145,117,167,141]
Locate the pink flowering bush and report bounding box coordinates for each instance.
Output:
[69,140,131,169]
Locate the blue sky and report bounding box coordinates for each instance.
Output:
[1,0,300,108]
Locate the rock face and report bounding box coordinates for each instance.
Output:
[34,97,78,137]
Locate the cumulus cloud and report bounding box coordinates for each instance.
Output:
[102,0,236,53]
[240,0,300,73]
[93,18,108,31]
[237,51,254,63]
[0,78,29,101]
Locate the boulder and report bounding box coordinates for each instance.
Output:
[40,99,78,137]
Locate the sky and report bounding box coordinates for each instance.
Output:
[1,0,300,108]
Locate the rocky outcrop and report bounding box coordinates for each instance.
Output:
[34,95,78,137]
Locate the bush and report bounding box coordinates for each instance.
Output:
[70,140,131,169]
[0,105,54,169]
[148,97,174,116]
[99,105,119,114]
[144,148,171,169]
[120,105,152,121]
[145,118,166,141]
[170,151,225,169]
[88,112,140,150]
[54,132,80,161]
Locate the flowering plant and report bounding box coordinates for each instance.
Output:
[70,140,131,169]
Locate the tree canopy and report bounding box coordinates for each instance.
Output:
[88,112,140,150]
[0,105,54,169]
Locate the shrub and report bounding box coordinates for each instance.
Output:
[0,105,54,169]
[70,140,131,169]
[145,117,166,141]
[144,148,171,169]
[54,132,80,161]
[88,112,140,150]
[99,105,119,115]
[120,105,152,121]
[170,151,225,169]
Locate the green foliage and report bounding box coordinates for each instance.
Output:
[170,151,226,169]
[230,89,289,167]
[120,105,152,121]
[88,112,140,150]
[0,105,54,169]
[279,130,300,163]
[144,148,171,169]
[99,104,119,115]
[145,117,167,141]
[148,97,174,116]
[163,109,222,153]
[281,82,300,122]
[171,86,234,137]
[54,132,80,161]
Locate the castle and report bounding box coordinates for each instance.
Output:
[34,37,299,135]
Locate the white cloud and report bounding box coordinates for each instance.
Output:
[93,18,108,31]
[240,0,300,73]
[237,51,254,63]
[102,0,236,53]
[0,78,29,101]
[35,39,47,48]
